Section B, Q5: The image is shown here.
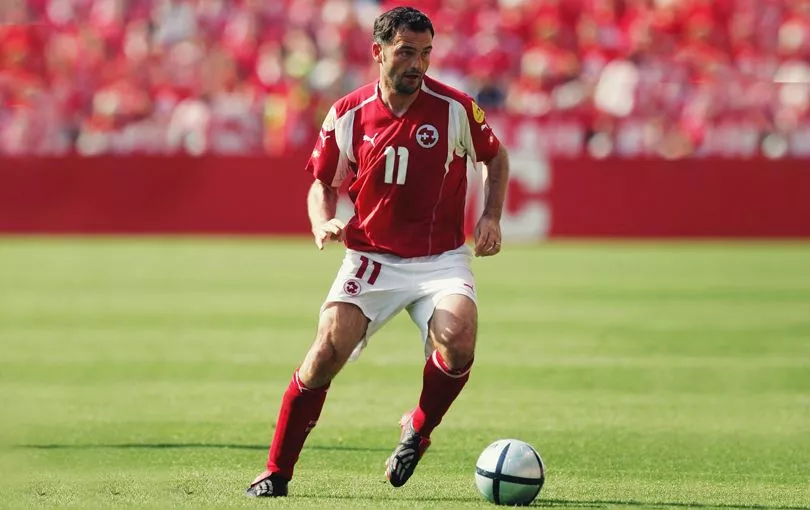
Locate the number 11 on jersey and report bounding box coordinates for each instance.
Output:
[383,146,409,185]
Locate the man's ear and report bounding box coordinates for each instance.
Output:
[372,42,383,65]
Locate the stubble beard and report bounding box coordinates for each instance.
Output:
[382,54,421,95]
[393,74,421,95]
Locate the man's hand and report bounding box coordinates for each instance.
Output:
[474,213,502,257]
[313,218,346,250]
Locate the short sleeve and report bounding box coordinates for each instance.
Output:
[305,106,351,187]
[460,98,500,163]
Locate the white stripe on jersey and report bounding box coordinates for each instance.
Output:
[341,92,378,165]
[420,81,468,254]
[330,91,378,187]
[420,82,475,163]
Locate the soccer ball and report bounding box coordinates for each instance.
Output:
[474,439,545,506]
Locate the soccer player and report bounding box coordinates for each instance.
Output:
[246,6,510,497]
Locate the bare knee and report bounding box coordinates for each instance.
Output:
[429,297,477,370]
[434,317,476,368]
[299,303,368,388]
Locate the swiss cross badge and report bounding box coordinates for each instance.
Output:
[415,124,439,149]
[343,279,362,296]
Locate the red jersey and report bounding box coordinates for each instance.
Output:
[305,76,501,258]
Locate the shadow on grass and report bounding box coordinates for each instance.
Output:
[17,445,809,510]
[538,499,809,510]
[18,443,390,453]
[278,495,809,509]
[293,493,481,503]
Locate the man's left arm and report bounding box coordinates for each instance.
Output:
[475,144,509,257]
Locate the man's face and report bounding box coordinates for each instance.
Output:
[374,28,433,95]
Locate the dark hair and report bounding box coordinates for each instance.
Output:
[373,6,434,45]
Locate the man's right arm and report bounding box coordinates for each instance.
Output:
[308,179,345,250]
[308,179,338,226]
[305,103,349,249]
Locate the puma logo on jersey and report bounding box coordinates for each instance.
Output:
[319,131,331,145]
[363,133,379,147]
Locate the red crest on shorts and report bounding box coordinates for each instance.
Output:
[343,279,361,296]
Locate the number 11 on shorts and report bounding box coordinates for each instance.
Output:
[356,255,382,285]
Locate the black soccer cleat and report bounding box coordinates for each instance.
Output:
[385,410,431,488]
[245,472,289,497]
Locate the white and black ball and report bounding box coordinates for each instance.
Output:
[475,439,545,506]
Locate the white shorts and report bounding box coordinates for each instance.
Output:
[321,245,477,361]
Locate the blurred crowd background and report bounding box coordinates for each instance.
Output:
[2,0,810,158]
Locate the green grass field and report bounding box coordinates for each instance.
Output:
[1,238,808,509]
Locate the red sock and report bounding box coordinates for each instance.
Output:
[266,370,329,480]
[411,350,473,438]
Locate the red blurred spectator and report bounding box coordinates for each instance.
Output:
[0,0,807,158]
